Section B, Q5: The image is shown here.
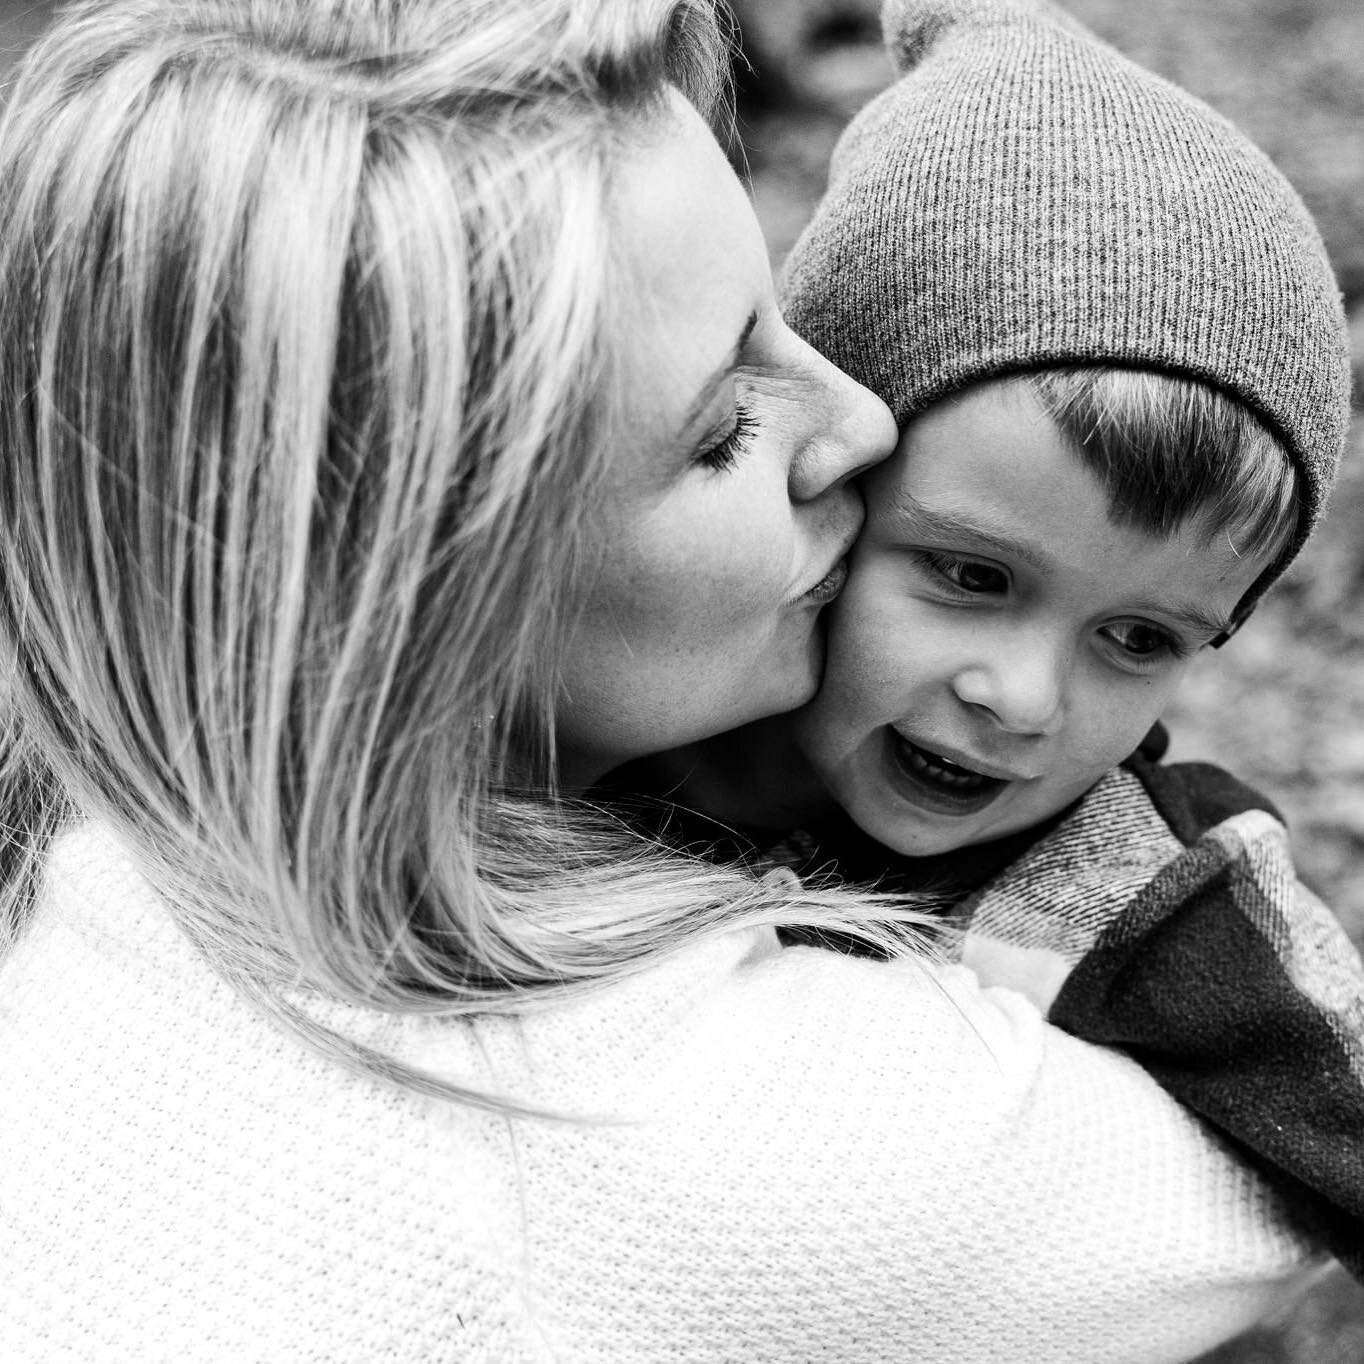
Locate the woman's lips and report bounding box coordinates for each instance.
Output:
[882,729,1009,816]
[800,557,849,606]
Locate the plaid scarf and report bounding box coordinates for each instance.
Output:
[954,755,1364,1280]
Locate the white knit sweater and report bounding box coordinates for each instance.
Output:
[0,823,1320,1362]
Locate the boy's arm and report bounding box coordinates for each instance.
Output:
[959,765,1364,1280]
[1051,807,1364,1278]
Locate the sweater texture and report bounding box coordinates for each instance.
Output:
[0,821,1323,1362]
[764,747,1364,1281]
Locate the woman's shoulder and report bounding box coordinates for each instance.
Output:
[0,822,542,1360]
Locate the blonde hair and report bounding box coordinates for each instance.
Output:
[0,0,925,1108]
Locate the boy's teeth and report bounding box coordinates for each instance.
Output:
[900,739,990,789]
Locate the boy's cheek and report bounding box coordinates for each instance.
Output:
[827,564,920,668]
[821,610,913,723]
[799,606,905,760]
[1072,673,1183,774]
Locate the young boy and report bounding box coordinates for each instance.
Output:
[617,0,1364,1279]
[777,0,1364,1279]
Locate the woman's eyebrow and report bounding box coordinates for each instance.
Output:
[678,309,758,432]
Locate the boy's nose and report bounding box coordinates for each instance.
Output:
[952,648,1065,738]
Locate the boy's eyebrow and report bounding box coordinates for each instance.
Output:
[1146,600,1234,642]
[678,309,759,434]
[883,494,1049,571]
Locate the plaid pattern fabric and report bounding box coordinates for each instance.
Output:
[960,768,1181,962]
[959,766,1364,1279]
[610,744,1364,1276]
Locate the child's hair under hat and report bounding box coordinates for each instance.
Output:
[781,0,1351,619]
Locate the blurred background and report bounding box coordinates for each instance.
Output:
[1,0,1361,1357]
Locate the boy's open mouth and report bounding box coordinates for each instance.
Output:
[885,731,1009,816]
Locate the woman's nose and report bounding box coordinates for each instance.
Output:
[952,643,1066,737]
[788,347,898,502]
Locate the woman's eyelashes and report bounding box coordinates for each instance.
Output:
[695,401,757,473]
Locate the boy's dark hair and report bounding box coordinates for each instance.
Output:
[1026,368,1299,563]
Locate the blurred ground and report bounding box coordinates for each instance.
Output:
[0,0,1360,1357]
[732,0,1364,1358]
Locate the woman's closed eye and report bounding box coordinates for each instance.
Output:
[915,549,1009,596]
[694,401,758,473]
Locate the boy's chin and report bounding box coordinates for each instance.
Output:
[831,791,987,858]
[869,820,994,859]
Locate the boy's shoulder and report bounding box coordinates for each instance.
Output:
[1120,720,1284,849]
[958,731,1295,977]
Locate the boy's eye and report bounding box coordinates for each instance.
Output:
[919,550,1008,595]
[1101,620,1185,660]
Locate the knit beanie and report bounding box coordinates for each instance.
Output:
[781,0,1352,605]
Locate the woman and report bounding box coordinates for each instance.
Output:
[0,0,1322,1359]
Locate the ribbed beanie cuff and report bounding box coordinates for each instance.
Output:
[781,0,1351,593]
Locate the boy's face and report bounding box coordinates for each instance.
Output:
[797,380,1277,857]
